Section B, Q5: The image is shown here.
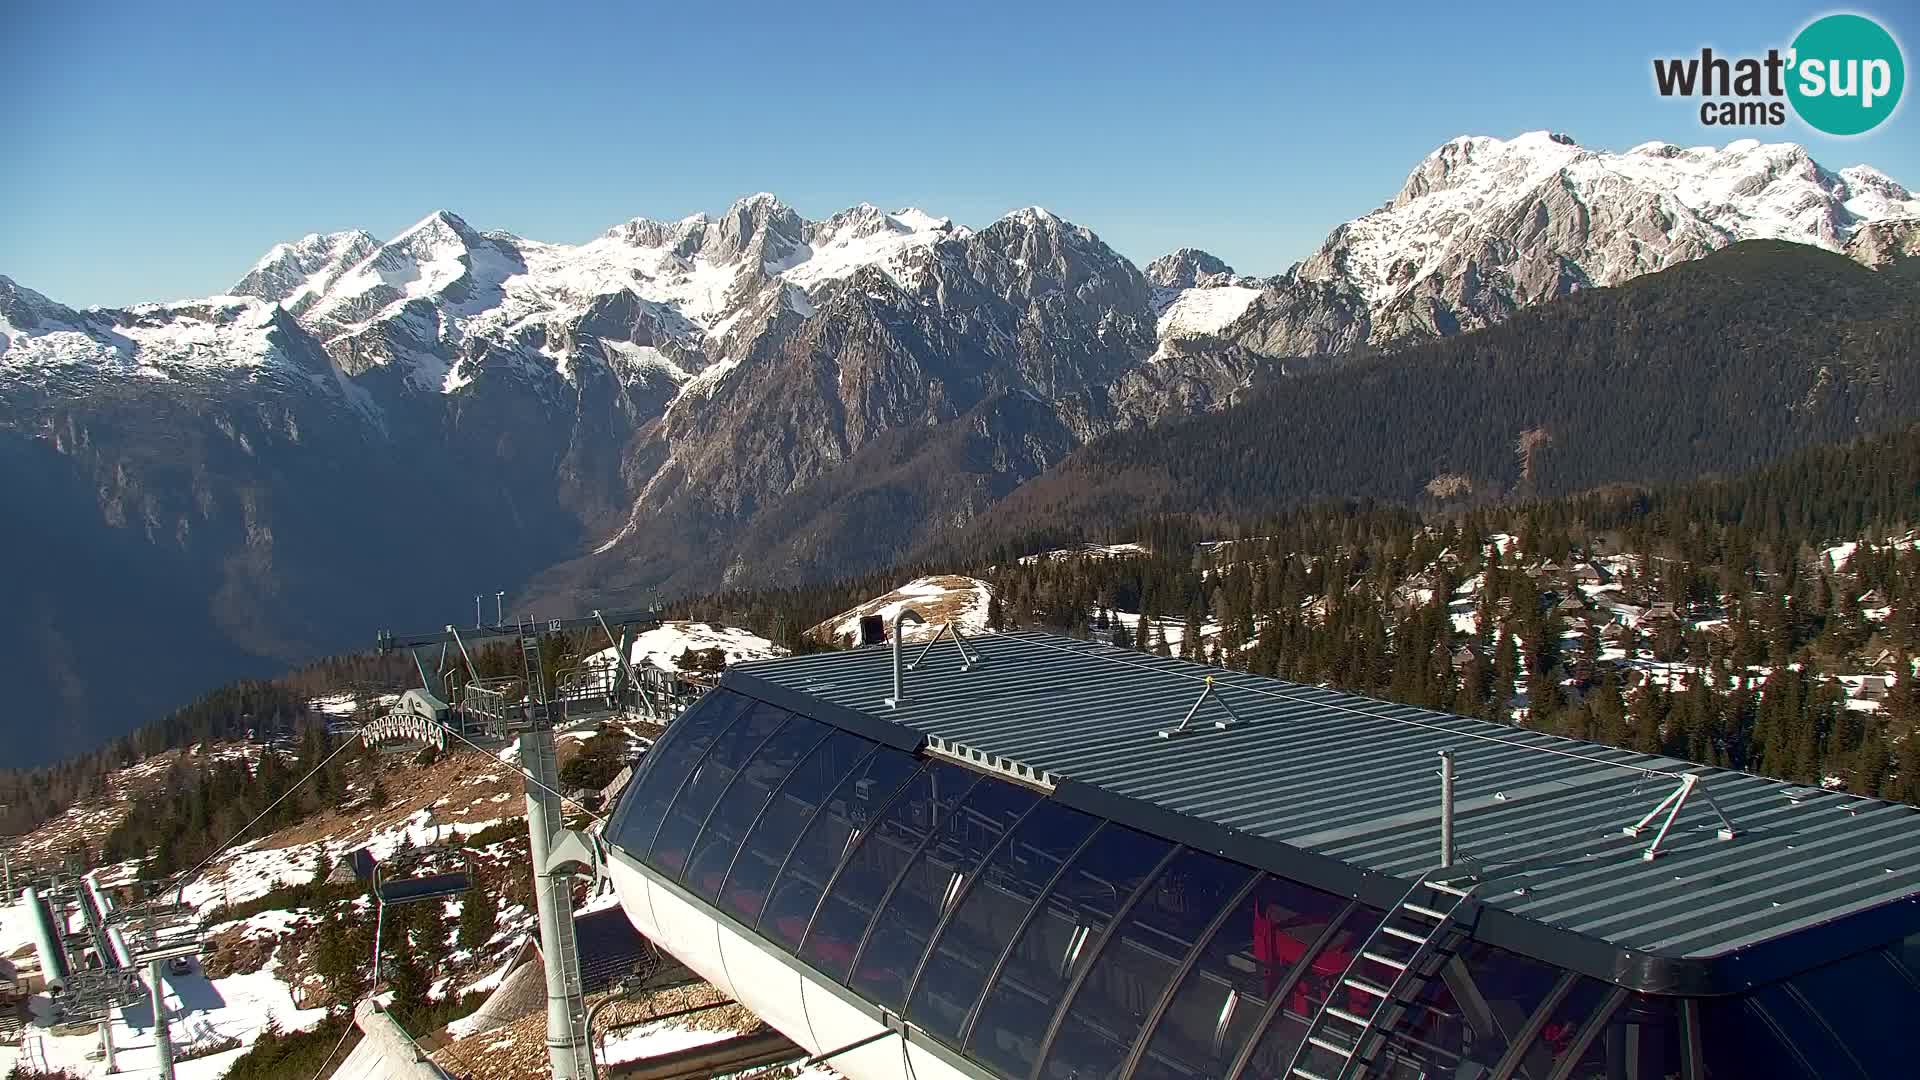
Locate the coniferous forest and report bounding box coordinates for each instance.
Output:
[8,419,1920,857]
[702,422,1920,805]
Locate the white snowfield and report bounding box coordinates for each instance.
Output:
[582,619,786,673]
[813,575,995,645]
[1154,284,1262,343]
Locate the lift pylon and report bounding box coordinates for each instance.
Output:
[374,605,672,1080]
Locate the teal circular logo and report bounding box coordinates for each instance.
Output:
[1788,14,1904,135]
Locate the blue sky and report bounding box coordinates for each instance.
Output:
[5,0,1916,308]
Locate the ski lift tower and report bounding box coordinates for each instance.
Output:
[376,605,669,1080]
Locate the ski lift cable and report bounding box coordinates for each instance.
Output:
[169,735,365,904]
[413,709,613,825]
[304,1014,359,1080]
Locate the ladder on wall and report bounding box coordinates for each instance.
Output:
[549,902,592,1064]
[519,624,550,730]
[1284,868,1481,1080]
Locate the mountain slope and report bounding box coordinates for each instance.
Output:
[946,241,1920,552]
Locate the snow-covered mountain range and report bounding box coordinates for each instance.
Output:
[1163,132,1920,355]
[2,132,1915,764]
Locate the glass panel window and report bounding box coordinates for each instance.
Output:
[1699,994,1819,1080]
[649,700,792,876]
[1235,903,1384,1079]
[1484,976,1612,1080]
[1135,874,1348,1080]
[759,747,921,952]
[1891,931,1920,984]
[907,801,1099,1047]
[1040,849,1254,1080]
[1454,941,1564,1072]
[680,716,828,902]
[966,824,1174,1080]
[1748,983,1863,1080]
[718,731,875,926]
[1373,941,1565,1079]
[802,761,981,982]
[850,777,1038,1010]
[1792,949,1920,1079]
[607,690,750,858]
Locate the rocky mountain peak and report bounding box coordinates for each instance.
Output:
[0,274,81,333]
[1846,217,1920,269]
[231,229,380,310]
[1145,248,1235,290]
[708,193,805,269]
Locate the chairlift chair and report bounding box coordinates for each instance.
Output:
[369,843,478,986]
[372,844,475,907]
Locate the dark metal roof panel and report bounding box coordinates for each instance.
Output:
[733,631,1920,962]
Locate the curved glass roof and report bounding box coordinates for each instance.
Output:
[609,686,1920,1079]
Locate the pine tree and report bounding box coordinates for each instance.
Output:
[458,872,500,952]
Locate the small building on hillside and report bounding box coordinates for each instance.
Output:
[1573,561,1614,586]
[1855,676,1891,702]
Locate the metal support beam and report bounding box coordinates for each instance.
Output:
[1623,772,1735,861]
[524,725,591,1080]
[907,621,981,672]
[1157,675,1244,737]
[1439,749,1457,869]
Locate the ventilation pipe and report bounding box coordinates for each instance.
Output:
[21,886,69,990]
[886,608,926,708]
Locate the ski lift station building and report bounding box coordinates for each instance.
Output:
[602,630,1920,1080]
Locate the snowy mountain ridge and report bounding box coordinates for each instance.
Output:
[3,135,1916,764]
[1231,131,1920,350]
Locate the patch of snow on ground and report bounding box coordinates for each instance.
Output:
[814,575,995,645]
[0,906,326,1078]
[583,620,784,674]
[1017,542,1150,565]
[599,1016,739,1068]
[1155,285,1262,342]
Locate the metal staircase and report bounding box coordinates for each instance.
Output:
[1283,868,1481,1080]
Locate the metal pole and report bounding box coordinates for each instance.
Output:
[496,592,506,625]
[476,595,483,629]
[100,1016,116,1074]
[371,897,386,988]
[148,958,174,1079]
[1439,749,1456,869]
[523,725,590,1080]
